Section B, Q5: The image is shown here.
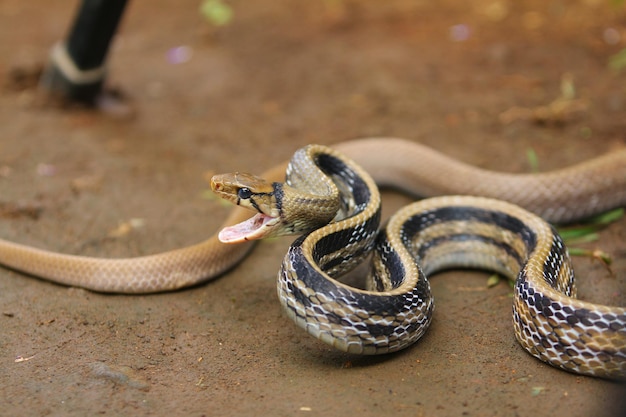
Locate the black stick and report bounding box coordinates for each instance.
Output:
[40,0,129,103]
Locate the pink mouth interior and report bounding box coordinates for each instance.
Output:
[218,213,276,243]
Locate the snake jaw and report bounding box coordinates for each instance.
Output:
[212,172,283,243]
[218,213,281,243]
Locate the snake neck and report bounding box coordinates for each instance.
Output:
[278,181,342,236]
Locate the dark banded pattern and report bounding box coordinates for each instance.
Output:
[276,146,626,379]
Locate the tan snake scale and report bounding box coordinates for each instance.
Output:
[0,137,625,378]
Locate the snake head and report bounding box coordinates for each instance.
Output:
[211,172,282,243]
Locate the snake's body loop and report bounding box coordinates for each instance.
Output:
[274,145,626,379]
[1,138,625,378]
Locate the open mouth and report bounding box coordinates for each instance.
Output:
[218,213,280,243]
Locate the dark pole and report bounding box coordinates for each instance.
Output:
[39,0,129,104]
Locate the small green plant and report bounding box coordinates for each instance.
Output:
[608,48,626,73]
[200,0,233,27]
[526,148,540,173]
[558,208,624,266]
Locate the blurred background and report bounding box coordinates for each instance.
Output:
[1,1,625,416]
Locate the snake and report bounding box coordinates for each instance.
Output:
[1,138,625,379]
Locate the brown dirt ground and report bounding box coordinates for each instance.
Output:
[1,0,626,416]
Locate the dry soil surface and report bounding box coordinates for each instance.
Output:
[1,1,626,416]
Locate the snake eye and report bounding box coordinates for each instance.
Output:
[238,187,252,199]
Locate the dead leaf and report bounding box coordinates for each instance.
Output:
[107,218,146,238]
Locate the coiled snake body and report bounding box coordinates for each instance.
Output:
[1,138,625,379]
